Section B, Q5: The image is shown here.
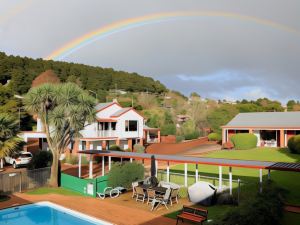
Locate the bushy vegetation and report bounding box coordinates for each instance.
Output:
[27,151,52,169]
[176,136,185,143]
[109,145,122,151]
[180,120,200,140]
[133,144,145,153]
[107,162,144,188]
[230,133,257,150]
[212,183,285,225]
[184,131,200,140]
[0,52,166,96]
[208,132,222,141]
[62,154,89,165]
[288,135,300,154]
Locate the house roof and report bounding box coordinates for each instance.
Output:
[110,108,131,117]
[95,102,115,111]
[223,112,300,128]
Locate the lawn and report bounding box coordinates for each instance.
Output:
[26,187,83,196]
[165,147,300,225]
[170,147,300,203]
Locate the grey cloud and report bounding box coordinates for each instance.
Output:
[0,0,299,102]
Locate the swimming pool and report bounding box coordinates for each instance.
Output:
[0,201,112,225]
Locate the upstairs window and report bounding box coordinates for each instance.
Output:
[125,120,138,132]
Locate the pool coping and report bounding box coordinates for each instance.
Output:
[0,201,114,225]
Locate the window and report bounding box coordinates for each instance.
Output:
[111,122,116,130]
[125,120,138,131]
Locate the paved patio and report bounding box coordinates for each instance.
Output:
[0,192,189,225]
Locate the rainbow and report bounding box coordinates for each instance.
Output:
[0,0,33,24]
[45,11,300,60]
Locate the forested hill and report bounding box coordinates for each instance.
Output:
[0,52,167,99]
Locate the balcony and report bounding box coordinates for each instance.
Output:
[98,130,117,138]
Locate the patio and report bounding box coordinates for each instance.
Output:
[2,191,189,225]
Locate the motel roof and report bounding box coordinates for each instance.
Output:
[78,150,300,172]
[223,112,300,129]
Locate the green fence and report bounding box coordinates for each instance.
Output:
[61,173,108,198]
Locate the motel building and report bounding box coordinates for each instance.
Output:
[222,112,300,148]
[21,100,160,153]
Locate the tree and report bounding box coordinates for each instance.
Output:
[207,104,239,133]
[23,83,96,186]
[0,114,23,168]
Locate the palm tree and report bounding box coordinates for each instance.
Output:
[0,114,23,169]
[24,83,96,187]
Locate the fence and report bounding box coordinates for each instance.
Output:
[60,173,108,198]
[0,167,51,194]
[157,170,242,203]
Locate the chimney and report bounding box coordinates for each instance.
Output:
[112,98,118,103]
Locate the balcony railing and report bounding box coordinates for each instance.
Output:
[98,130,117,137]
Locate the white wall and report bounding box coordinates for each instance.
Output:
[116,110,144,139]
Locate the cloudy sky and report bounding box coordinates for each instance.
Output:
[1,0,299,103]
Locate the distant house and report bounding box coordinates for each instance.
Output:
[177,115,190,123]
[21,100,160,153]
[222,112,300,148]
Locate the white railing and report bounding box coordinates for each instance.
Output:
[97,130,117,137]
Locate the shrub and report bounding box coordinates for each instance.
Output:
[211,182,285,225]
[161,124,176,136]
[208,132,222,141]
[109,145,122,151]
[62,154,78,165]
[184,131,200,140]
[230,133,257,150]
[108,162,144,188]
[133,144,145,153]
[288,135,300,154]
[27,151,52,169]
[178,187,188,198]
[176,136,185,143]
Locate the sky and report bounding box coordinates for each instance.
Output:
[0,0,299,103]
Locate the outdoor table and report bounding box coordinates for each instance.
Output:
[152,186,167,194]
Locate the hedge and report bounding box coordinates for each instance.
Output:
[288,135,300,154]
[230,133,257,150]
[208,133,222,141]
[107,162,144,188]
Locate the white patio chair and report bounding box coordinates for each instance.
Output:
[151,188,171,211]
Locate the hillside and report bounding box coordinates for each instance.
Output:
[0,52,167,101]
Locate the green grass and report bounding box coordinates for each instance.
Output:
[26,187,83,196]
[163,147,300,225]
[281,212,300,225]
[170,147,300,204]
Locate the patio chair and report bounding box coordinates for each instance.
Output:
[146,189,156,205]
[151,188,172,211]
[170,188,179,206]
[97,186,126,199]
[135,186,146,203]
[132,181,139,198]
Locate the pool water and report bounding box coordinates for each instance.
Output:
[0,201,111,225]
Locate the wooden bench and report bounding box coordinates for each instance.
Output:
[176,206,208,225]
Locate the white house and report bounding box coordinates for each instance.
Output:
[21,100,160,153]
